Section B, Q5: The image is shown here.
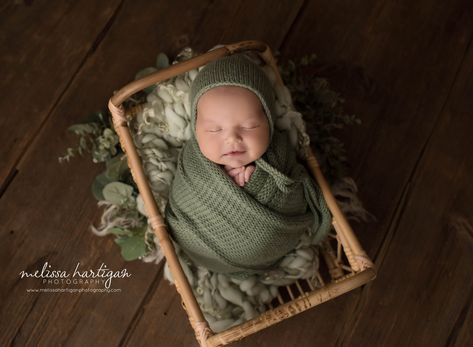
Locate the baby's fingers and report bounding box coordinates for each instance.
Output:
[244,165,255,182]
[238,172,245,186]
[228,167,244,177]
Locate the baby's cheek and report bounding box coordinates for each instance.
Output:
[198,136,221,162]
[249,132,269,157]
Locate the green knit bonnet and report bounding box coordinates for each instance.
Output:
[190,54,276,140]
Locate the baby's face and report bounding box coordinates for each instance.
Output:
[195,86,270,168]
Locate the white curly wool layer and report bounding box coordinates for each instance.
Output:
[128,49,370,332]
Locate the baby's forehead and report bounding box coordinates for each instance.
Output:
[198,113,262,123]
[195,86,267,126]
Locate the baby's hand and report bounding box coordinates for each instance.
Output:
[224,164,256,187]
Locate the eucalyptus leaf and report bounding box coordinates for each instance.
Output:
[105,154,129,181]
[135,67,158,94]
[135,66,158,80]
[82,111,102,126]
[156,53,169,70]
[102,182,134,205]
[94,110,113,129]
[68,123,99,135]
[109,227,132,236]
[91,172,114,201]
[115,233,147,261]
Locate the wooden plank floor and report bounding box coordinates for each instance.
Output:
[1,1,472,346]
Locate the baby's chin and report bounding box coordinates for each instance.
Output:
[210,154,254,168]
[221,158,251,168]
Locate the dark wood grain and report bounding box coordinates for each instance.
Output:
[0,0,122,193]
[342,33,473,346]
[450,288,473,347]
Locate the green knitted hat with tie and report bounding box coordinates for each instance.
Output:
[190,54,276,140]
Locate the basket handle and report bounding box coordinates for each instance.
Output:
[110,40,273,106]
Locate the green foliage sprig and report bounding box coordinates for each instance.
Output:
[58,111,119,164]
[280,54,361,183]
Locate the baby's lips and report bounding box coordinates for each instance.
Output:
[223,149,246,156]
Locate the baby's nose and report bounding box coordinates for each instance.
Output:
[225,130,243,143]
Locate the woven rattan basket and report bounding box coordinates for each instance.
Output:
[107,40,376,347]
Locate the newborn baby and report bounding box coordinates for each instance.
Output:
[195,85,269,186]
[164,54,331,279]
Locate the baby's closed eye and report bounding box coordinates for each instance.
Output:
[241,123,260,130]
[205,124,259,133]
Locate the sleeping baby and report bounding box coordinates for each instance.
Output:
[164,54,332,279]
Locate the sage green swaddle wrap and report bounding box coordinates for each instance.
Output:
[164,54,332,279]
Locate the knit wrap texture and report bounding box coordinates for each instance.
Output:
[164,129,332,279]
[189,54,276,140]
